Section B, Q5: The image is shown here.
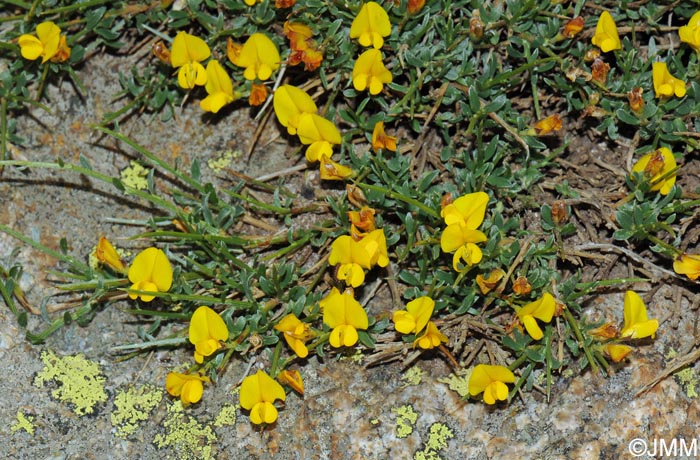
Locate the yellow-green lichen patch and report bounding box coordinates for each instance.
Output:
[413,422,454,460]
[153,400,216,460]
[111,384,163,439]
[120,161,150,190]
[33,350,107,416]
[11,410,35,435]
[213,403,237,428]
[674,367,699,398]
[437,369,471,398]
[401,366,425,387]
[393,404,418,439]
[207,150,239,172]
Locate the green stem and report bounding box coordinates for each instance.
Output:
[563,307,598,374]
[39,0,116,15]
[0,223,90,273]
[357,182,438,218]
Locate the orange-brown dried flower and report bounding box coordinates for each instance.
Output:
[475,268,506,295]
[275,0,296,8]
[408,0,426,14]
[562,16,584,38]
[591,58,610,85]
[551,200,568,226]
[346,184,368,208]
[627,87,644,114]
[440,193,454,209]
[153,40,171,64]
[534,114,563,135]
[584,48,600,62]
[512,276,532,296]
[249,83,268,106]
[643,149,666,178]
[469,11,484,40]
[589,322,619,340]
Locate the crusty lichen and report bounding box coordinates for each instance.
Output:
[414,422,454,460]
[120,160,150,190]
[111,384,163,439]
[401,366,425,387]
[153,400,216,460]
[214,403,237,428]
[207,150,240,172]
[674,367,699,398]
[437,369,471,398]
[33,350,107,416]
[393,404,418,439]
[11,410,35,435]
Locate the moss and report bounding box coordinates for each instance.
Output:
[392,404,418,439]
[413,422,454,460]
[437,369,471,398]
[120,160,150,190]
[10,410,35,435]
[111,384,163,439]
[207,150,240,172]
[401,366,424,387]
[153,400,217,460]
[33,350,107,416]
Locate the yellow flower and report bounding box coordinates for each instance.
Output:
[652,62,686,98]
[440,191,489,227]
[393,296,434,334]
[674,253,700,280]
[240,370,286,425]
[468,364,515,405]
[603,343,633,363]
[165,372,210,405]
[18,21,68,63]
[95,236,127,274]
[244,0,262,5]
[328,235,372,287]
[631,147,677,195]
[127,247,173,302]
[321,287,369,347]
[228,33,280,81]
[189,306,229,364]
[274,314,313,358]
[440,225,487,271]
[200,60,237,114]
[170,31,211,89]
[350,1,392,49]
[273,84,318,136]
[591,11,621,52]
[679,12,700,51]
[620,290,658,339]
[359,228,389,268]
[439,192,489,271]
[516,292,556,341]
[320,157,353,180]
[414,321,448,349]
[352,49,392,95]
[372,121,397,152]
[296,113,342,162]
